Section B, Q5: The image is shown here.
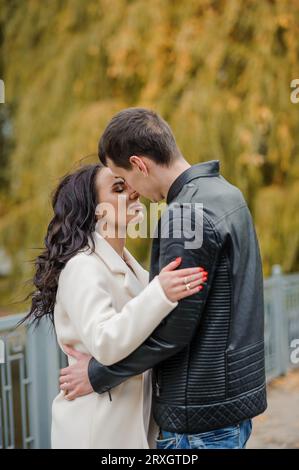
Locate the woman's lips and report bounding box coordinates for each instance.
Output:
[128,203,143,212]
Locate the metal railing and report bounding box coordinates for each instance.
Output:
[0,266,299,448]
[0,316,67,449]
[264,266,299,379]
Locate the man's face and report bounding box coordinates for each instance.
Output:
[105,157,161,202]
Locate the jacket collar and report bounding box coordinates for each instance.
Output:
[166,160,220,204]
[87,230,149,295]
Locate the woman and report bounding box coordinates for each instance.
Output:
[25,163,206,449]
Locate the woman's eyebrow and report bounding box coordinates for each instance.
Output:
[112,178,125,186]
[113,177,125,183]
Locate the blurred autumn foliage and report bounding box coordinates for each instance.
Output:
[0,0,299,311]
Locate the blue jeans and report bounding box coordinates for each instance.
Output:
[156,419,252,449]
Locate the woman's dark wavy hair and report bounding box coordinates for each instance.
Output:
[21,163,104,327]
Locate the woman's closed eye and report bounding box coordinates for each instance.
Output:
[114,182,125,193]
[115,185,125,193]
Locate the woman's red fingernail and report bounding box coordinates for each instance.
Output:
[198,285,203,291]
[198,267,204,271]
[175,257,182,263]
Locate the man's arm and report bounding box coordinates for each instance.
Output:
[88,209,220,394]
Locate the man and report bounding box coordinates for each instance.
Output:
[60,108,267,449]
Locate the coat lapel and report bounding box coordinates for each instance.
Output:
[88,231,149,298]
[123,248,149,289]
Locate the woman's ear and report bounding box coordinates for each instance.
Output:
[129,155,149,176]
[95,203,101,217]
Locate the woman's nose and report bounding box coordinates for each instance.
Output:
[128,188,140,200]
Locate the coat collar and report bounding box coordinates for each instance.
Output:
[166,160,220,204]
[87,230,149,296]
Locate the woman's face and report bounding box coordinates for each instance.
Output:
[95,167,144,232]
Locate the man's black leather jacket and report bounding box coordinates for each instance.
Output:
[88,160,267,433]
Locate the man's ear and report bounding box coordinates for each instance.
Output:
[129,155,149,176]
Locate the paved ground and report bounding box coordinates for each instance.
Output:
[248,369,299,448]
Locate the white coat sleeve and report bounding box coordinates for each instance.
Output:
[57,256,178,366]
